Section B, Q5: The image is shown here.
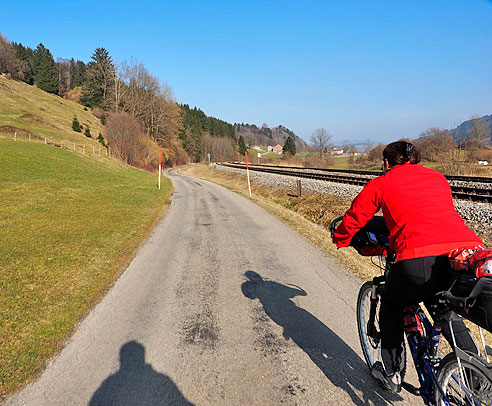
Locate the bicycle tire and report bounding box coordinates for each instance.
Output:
[436,352,492,405]
[356,281,406,377]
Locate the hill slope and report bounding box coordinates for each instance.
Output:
[448,114,492,144]
[0,75,104,149]
[235,123,308,151]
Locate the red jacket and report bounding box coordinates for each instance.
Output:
[333,163,483,261]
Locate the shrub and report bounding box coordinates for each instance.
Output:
[67,86,82,103]
[104,113,156,167]
[72,116,81,132]
[97,133,107,148]
[84,127,91,138]
[84,107,88,111]
[101,115,106,125]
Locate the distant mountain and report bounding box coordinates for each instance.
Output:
[448,115,492,144]
[234,123,308,151]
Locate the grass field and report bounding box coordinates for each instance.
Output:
[0,140,172,398]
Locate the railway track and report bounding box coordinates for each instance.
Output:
[220,162,492,203]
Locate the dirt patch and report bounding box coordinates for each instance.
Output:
[20,114,57,129]
[0,125,42,140]
[0,83,12,93]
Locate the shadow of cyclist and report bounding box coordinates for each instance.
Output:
[89,341,194,406]
[241,271,403,405]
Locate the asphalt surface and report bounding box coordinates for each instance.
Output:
[4,170,421,405]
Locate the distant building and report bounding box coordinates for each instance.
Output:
[267,146,274,152]
[273,144,283,154]
[252,146,262,151]
[327,147,344,155]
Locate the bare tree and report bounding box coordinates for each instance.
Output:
[104,113,155,166]
[201,134,236,162]
[342,140,358,155]
[57,58,71,96]
[118,59,181,145]
[310,128,332,157]
[0,34,18,78]
[416,128,455,162]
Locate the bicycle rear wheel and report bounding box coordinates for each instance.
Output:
[436,353,492,405]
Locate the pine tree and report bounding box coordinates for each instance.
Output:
[32,43,59,94]
[72,116,81,132]
[283,136,296,155]
[238,135,247,154]
[81,48,115,109]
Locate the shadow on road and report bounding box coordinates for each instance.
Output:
[90,341,194,406]
[241,271,402,405]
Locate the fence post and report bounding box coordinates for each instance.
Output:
[93,146,95,154]
[74,143,76,151]
[29,134,31,142]
[14,132,16,141]
[297,178,302,198]
[82,146,85,154]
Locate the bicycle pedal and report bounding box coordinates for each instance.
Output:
[401,381,420,396]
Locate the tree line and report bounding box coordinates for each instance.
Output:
[0,33,242,167]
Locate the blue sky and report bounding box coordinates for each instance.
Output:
[1,0,492,144]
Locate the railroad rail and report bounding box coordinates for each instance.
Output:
[220,162,492,203]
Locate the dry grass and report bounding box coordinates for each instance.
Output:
[0,75,104,151]
[182,165,492,349]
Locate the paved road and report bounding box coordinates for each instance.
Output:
[5,171,420,405]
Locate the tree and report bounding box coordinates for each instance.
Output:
[310,128,332,157]
[118,60,181,143]
[0,34,18,78]
[11,42,34,84]
[72,116,81,132]
[81,47,115,109]
[238,135,247,154]
[32,43,59,94]
[342,140,358,155]
[69,59,86,89]
[416,128,455,162]
[283,136,296,155]
[57,58,71,96]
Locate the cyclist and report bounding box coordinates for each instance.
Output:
[332,141,483,392]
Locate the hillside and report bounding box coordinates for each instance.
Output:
[0,75,104,150]
[235,123,308,151]
[448,114,492,144]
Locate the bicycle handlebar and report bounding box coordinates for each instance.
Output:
[330,216,344,238]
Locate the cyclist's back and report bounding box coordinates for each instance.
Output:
[333,161,482,262]
[332,141,484,392]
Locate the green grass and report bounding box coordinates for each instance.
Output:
[0,140,172,398]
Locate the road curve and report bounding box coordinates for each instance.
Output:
[5,170,420,405]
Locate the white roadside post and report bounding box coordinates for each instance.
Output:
[29,134,31,142]
[158,150,162,190]
[208,153,211,168]
[258,152,261,165]
[245,151,252,197]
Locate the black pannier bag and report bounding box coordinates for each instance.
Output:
[447,271,492,333]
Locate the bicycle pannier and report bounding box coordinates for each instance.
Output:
[448,271,492,333]
[469,249,492,278]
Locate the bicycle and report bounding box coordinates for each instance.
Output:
[330,216,492,405]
